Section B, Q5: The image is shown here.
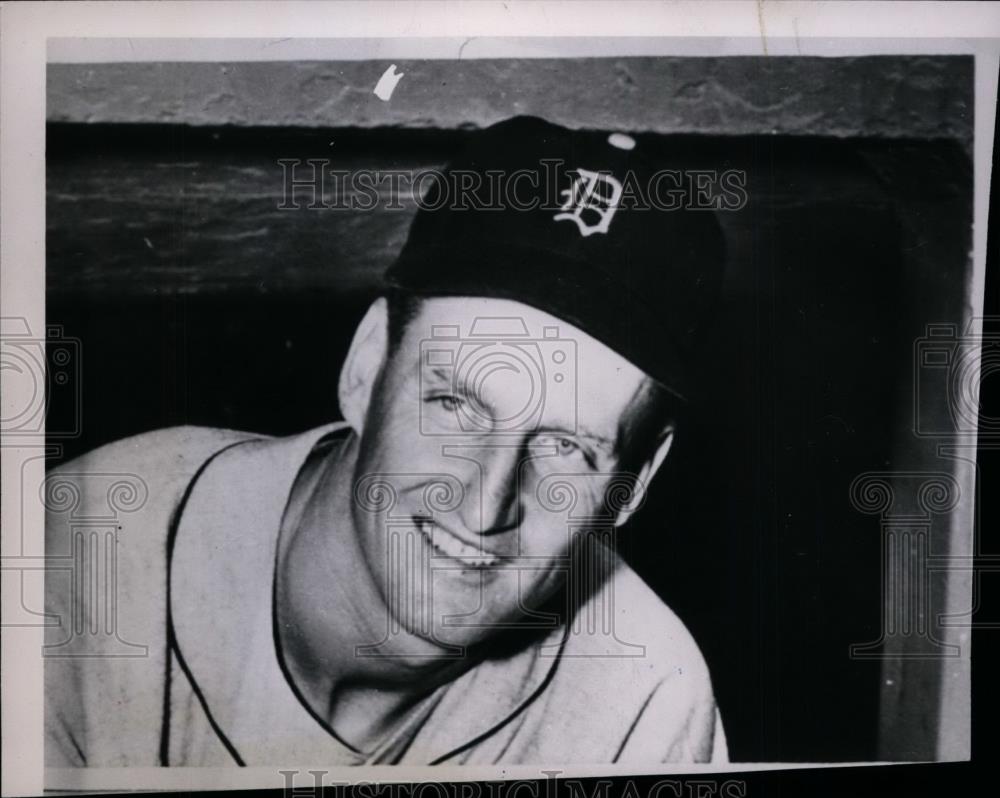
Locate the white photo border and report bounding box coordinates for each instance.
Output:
[3,1,998,795]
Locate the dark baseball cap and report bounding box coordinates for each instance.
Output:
[383,115,727,401]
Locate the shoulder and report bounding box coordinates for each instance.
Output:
[45,426,264,549]
[50,425,263,479]
[43,426,275,765]
[45,424,264,587]
[542,555,722,761]
[44,425,267,595]
[565,554,713,689]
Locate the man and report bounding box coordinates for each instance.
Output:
[45,116,728,766]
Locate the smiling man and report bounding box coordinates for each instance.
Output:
[45,116,729,767]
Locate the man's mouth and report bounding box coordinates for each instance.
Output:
[413,516,500,568]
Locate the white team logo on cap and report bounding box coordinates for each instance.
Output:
[554,168,623,237]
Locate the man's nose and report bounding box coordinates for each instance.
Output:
[458,445,522,535]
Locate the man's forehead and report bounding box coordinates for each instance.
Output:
[405,296,623,354]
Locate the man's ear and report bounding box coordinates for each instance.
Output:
[614,425,675,528]
[338,298,390,434]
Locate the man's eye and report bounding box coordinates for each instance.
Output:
[555,437,580,456]
[431,395,464,412]
[535,434,584,458]
[531,434,600,472]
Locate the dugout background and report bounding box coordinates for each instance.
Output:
[44,53,974,763]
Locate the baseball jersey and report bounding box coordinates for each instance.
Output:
[44,423,727,767]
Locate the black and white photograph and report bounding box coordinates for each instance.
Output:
[1,2,997,795]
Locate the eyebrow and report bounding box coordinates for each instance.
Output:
[425,366,453,385]
[577,429,615,454]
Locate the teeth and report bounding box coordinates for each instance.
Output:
[415,518,499,568]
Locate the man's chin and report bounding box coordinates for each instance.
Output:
[383,593,550,657]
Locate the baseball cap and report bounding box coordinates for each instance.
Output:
[383,115,727,401]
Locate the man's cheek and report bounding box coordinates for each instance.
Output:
[516,516,574,557]
[364,416,436,471]
[375,403,417,440]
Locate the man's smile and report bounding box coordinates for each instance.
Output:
[412,515,502,568]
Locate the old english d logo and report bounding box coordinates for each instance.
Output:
[554,168,623,237]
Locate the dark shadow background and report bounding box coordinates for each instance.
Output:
[46,120,972,762]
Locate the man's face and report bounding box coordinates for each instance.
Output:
[348,296,667,651]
